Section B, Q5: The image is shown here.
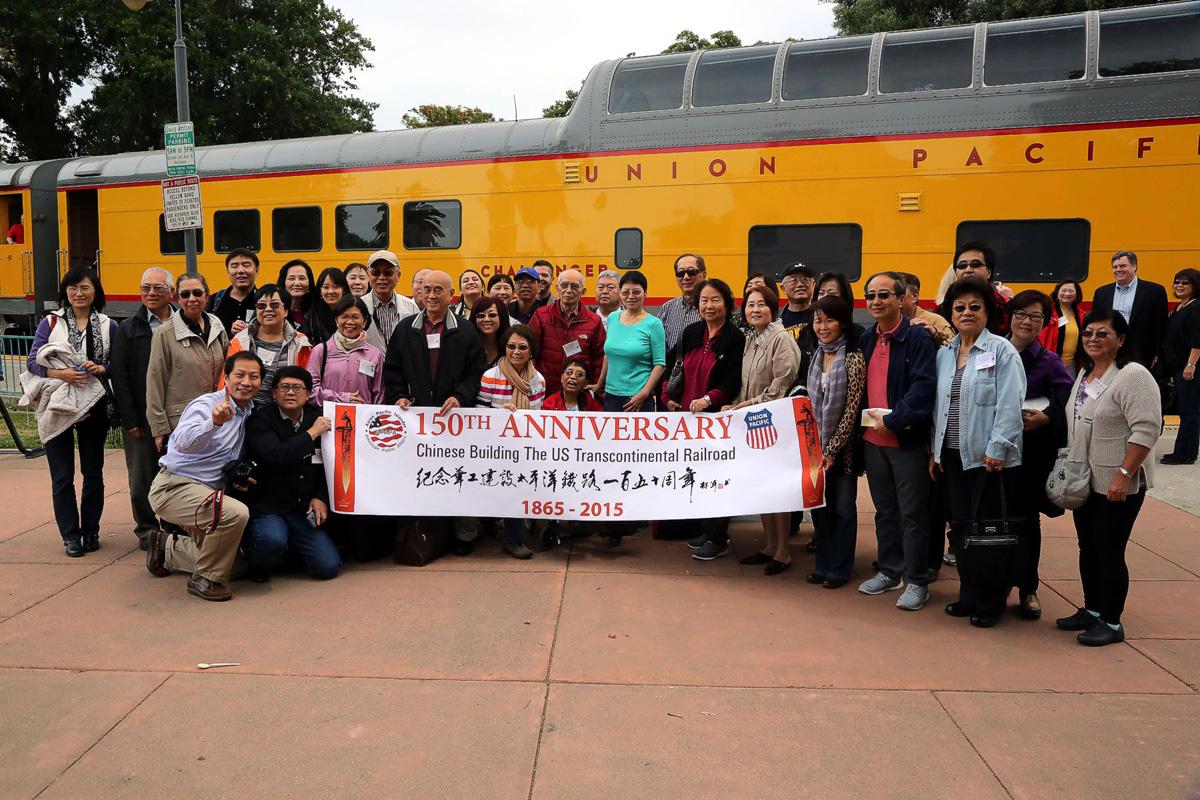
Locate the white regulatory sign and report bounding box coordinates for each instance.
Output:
[161,175,202,231]
[164,121,196,177]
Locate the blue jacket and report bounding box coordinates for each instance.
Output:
[931,328,1026,469]
[858,315,936,450]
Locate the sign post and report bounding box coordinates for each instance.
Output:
[164,121,196,177]
[161,175,203,232]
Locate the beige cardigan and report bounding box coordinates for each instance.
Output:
[145,312,229,437]
[736,321,801,405]
[1066,361,1161,494]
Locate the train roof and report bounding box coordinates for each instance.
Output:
[10,0,1200,188]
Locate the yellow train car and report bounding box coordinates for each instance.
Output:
[2,1,1198,325]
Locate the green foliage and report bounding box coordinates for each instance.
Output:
[401,104,497,128]
[542,89,579,119]
[661,29,744,53]
[825,0,1170,35]
[0,0,376,160]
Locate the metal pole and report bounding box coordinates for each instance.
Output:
[174,0,198,274]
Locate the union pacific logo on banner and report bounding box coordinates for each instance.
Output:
[743,408,779,449]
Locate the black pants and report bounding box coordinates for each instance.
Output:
[1073,488,1146,625]
[1013,464,1044,596]
[44,407,109,544]
[657,517,730,546]
[927,467,947,574]
[941,449,1020,618]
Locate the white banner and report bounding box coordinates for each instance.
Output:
[320,397,825,522]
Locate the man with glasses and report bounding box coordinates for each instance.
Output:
[950,242,1012,336]
[208,248,260,336]
[531,268,607,396]
[592,270,621,329]
[658,254,705,353]
[110,268,175,550]
[780,262,817,334]
[857,272,937,612]
[241,366,340,583]
[510,267,543,324]
[1091,250,1168,369]
[362,250,419,353]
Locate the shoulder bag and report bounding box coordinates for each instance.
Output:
[1045,412,1093,511]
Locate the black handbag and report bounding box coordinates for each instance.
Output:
[951,471,1025,589]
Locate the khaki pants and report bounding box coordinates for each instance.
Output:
[148,471,248,584]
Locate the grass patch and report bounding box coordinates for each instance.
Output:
[0,397,124,451]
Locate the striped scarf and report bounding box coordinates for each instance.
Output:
[807,336,847,450]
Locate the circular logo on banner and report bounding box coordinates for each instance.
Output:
[365,410,407,451]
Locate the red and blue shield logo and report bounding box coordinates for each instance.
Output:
[743,408,779,450]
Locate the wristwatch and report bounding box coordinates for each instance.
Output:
[1118,467,1131,478]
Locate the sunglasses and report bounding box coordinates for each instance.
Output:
[368,267,397,276]
[952,303,984,314]
[675,268,703,279]
[956,260,986,270]
[178,289,205,299]
[256,302,284,311]
[506,342,530,351]
[1082,329,1114,340]
[864,291,896,301]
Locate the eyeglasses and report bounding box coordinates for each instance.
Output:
[1012,311,1045,322]
[275,383,308,395]
[140,284,170,294]
[368,266,397,277]
[557,282,583,291]
[865,291,896,301]
[563,369,587,378]
[782,275,812,285]
[178,289,205,299]
[952,303,985,314]
[66,285,94,295]
[1082,329,1114,340]
[675,268,702,279]
[506,342,530,351]
[256,302,284,311]
[956,260,986,270]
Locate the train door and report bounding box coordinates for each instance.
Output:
[65,189,100,274]
[0,192,32,300]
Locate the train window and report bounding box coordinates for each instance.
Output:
[615,228,642,269]
[608,54,690,113]
[272,206,321,252]
[879,27,974,93]
[213,209,260,253]
[782,37,871,100]
[692,46,776,107]
[985,16,1086,85]
[955,219,1090,282]
[403,200,461,249]
[158,214,204,255]
[335,202,389,250]
[1099,7,1200,77]
[747,224,863,282]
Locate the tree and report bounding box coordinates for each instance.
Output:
[0,0,376,161]
[824,0,1170,35]
[542,88,579,118]
[402,105,497,128]
[661,29,743,54]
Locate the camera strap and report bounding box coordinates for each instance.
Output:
[191,489,225,547]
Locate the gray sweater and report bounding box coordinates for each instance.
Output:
[1066,361,1161,494]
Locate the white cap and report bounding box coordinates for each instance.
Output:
[367,249,399,269]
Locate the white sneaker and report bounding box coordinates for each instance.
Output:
[858,571,904,595]
[896,583,929,611]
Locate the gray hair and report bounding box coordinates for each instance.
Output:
[597,270,620,283]
[865,271,907,296]
[176,271,210,293]
[140,267,174,290]
[1111,250,1138,266]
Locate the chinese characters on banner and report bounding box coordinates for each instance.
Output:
[321,397,825,521]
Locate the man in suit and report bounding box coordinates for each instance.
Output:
[1091,250,1168,369]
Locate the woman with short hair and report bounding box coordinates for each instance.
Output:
[302,267,350,346]
[452,270,485,317]
[470,296,510,367]
[544,358,603,411]
[344,263,371,297]
[598,270,666,412]
[487,273,515,304]
[277,259,315,328]
[308,295,384,405]
[223,284,312,408]
[1039,280,1085,376]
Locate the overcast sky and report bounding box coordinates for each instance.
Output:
[330,0,836,131]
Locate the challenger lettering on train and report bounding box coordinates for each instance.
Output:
[321,398,825,521]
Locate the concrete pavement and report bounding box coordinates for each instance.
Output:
[1,449,1198,799]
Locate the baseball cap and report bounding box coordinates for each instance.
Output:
[367,250,399,269]
[514,266,541,282]
[781,262,814,279]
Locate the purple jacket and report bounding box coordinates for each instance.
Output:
[307,338,385,405]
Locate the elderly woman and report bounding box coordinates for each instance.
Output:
[24,268,119,557]
[544,358,603,411]
[478,324,546,559]
[598,270,666,412]
[146,271,229,453]
[947,242,1011,335]
[932,277,1026,627]
[1006,290,1074,620]
[344,262,371,298]
[277,259,315,328]
[470,296,510,367]
[1055,310,1162,646]
[451,269,485,318]
[308,295,385,405]
[803,296,865,588]
[224,284,313,408]
[302,268,350,346]
[1040,280,1085,376]
[1160,269,1200,465]
[663,278,744,560]
[487,273,515,304]
[725,285,801,573]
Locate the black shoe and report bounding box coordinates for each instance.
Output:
[82,533,100,552]
[64,538,85,558]
[805,538,817,552]
[805,572,826,584]
[970,614,1000,628]
[945,602,976,618]
[451,539,475,557]
[764,559,790,576]
[138,537,150,552]
[1160,453,1196,465]
[687,534,707,549]
[1078,619,1125,647]
[822,577,848,589]
[740,552,772,566]
[249,566,271,584]
[1056,607,1097,631]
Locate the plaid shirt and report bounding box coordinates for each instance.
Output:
[657,295,701,354]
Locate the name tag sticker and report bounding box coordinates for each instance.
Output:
[259,350,276,367]
[245,310,255,322]
[563,340,582,357]
[358,359,376,377]
[427,334,441,349]
[1085,381,1108,400]
[1058,316,1068,328]
[975,351,997,370]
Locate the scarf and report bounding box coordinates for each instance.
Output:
[65,310,105,363]
[334,331,366,352]
[498,358,535,410]
[807,335,848,450]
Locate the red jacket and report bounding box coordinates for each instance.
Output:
[543,390,603,411]
[529,302,606,395]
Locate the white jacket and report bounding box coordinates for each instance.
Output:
[19,342,107,442]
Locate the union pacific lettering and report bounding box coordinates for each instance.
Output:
[497,413,733,442]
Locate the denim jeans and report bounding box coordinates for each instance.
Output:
[246,512,341,579]
[812,472,858,580]
[603,393,656,412]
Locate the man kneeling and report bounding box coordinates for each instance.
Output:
[241,365,340,582]
[147,352,262,601]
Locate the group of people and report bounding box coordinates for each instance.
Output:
[21,243,1193,647]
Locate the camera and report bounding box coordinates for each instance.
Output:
[220,459,256,492]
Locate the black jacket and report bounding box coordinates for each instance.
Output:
[1092,279,1169,369]
[383,310,486,407]
[857,316,937,451]
[244,402,328,517]
[110,306,170,430]
[667,320,745,409]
